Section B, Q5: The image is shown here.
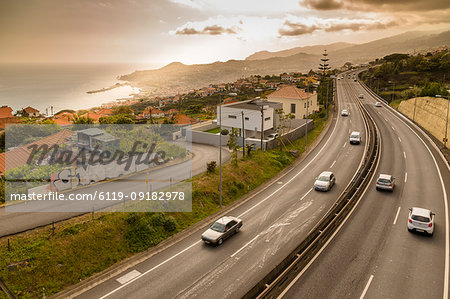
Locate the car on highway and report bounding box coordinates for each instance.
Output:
[201,216,243,245]
[349,131,361,144]
[341,109,349,116]
[376,174,395,191]
[408,207,435,236]
[314,171,335,191]
[358,94,364,99]
[268,133,279,139]
[375,102,382,107]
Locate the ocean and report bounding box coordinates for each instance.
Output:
[0,63,158,115]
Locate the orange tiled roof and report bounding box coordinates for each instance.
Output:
[0,129,74,175]
[173,114,195,125]
[0,106,13,118]
[24,106,39,113]
[144,107,164,114]
[164,109,179,115]
[267,85,312,100]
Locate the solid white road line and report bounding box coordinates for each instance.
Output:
[403,151,406,159]
[100,86,346,299]
[360,275,374,299]
[364,86,449,299]
[404,172,408,183]
[231,234,259,258]
[99,241,201,299]
[237,110,342,219]
[330,160,337,168]
[393,207,401,225]
[278,121,382,299]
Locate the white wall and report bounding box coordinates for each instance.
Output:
[218,105,274,132]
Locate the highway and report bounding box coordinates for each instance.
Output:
[72,74,369,299]
[0,144,231,237]
[281,75,450,298]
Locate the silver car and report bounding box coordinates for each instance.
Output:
[341,109,349,116]
[375,102,382,107]
[314,171,336,191]
[408,207,435,235]
[376,174,395,191]
[201,216,243,245]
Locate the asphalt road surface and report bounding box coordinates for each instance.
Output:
[74,76,369,299]
[0,144,230,237]
[282,75,449,299]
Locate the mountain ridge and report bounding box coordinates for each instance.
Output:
[120,29,450,96]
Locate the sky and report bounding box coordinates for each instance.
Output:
[0,0,449,67]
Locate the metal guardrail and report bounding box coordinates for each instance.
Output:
[243,80,380,299]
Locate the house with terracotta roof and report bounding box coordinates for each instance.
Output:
[51,112,75,125]
[164,109,179,117]
[0,106,19,129]
[0,129,74,176]
[173,113,195,125]
[23,106,40,117]
[266,85,318,119]
[281,74,293,82]
[143,107,164,118]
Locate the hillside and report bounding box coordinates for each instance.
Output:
[245,42,354,60]
[120,29,450,96]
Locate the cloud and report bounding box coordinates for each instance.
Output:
[168,0,204,10]
[278,17,399,36]
[302,0,344,10]
[301,0,450,11]
[278,21,318,36]
[175,24,236,35]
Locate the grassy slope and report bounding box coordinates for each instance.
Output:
[0,117,328,298]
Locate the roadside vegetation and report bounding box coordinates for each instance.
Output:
[0,109,330,298]
[360,50,449,108]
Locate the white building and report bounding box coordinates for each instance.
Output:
[217,99,282,139]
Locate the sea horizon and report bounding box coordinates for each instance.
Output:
[0,62,161,114]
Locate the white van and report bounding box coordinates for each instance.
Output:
[349,131,361,144]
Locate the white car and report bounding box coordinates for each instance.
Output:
[314,171,335,191]
[349,131,361,144]
[408,207,435,236]
[376,174,395,191]
[375,102,382,107]
[268,133,279,139]
[341,109,349,116]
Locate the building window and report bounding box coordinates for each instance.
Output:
[265,117,271,121]
[290,103,296,113]
[245,117,249,120]
[228,115,237,119]
[304,103,306,108]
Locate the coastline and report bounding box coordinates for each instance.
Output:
[86,82,128,94]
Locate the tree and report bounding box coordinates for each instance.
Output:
[99,115,135,124]
[227,128,239,164]
[113,106,133,115]
[71,113,94,124]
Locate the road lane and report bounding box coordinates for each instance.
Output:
[0,144,230,237]
[282,74,449,299]
[74,75,368,299]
